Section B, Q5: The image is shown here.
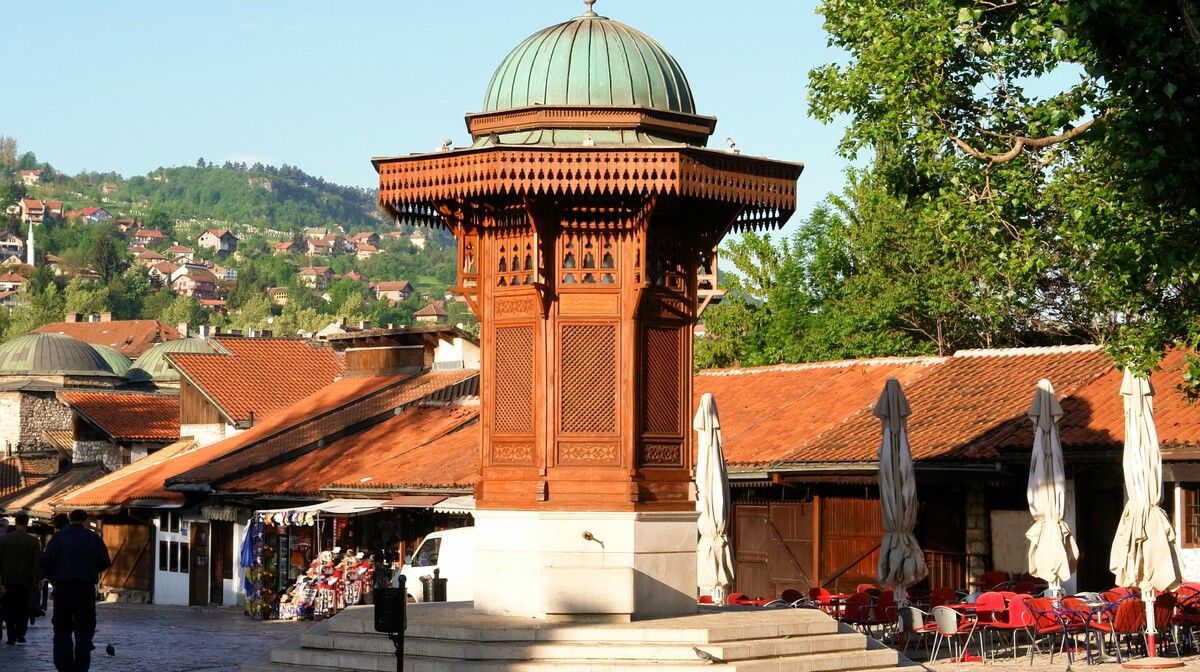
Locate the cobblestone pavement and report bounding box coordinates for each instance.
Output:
[0,602,314,672]
[7,602,1200,671]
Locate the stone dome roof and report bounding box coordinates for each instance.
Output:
[0,332,118,377]
[482,5,695,114]
[90,344,133,377]
[127,338,215,383]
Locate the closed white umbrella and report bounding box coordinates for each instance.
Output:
[695,392,734,602]
[875,377,927,603]
[1109,369,1182,663]
[1025,379,1078,596]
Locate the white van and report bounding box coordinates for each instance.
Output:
[395,527,475,602]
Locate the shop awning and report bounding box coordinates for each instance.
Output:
[381,495,447,508]
[433,495,475,514]
[259,498,387,517]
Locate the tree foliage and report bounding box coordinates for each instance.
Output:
[806,0,1200,375]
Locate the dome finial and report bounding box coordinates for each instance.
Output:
[582,0,598,17]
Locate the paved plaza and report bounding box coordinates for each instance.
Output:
[0,603,310,672]
[4,601,1200,671]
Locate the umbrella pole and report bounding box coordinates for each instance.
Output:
[1121,588,1182,669]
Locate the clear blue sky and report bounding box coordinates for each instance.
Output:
[3,0,850,230]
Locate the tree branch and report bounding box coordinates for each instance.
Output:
[951,116,1098,164]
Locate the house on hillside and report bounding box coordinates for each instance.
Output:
[0,232,24,260]
[298,266,333,290]
[273,240,306,256]
[148,261,179,287]
[354,243,379,260]
[170,266,218,300]
[409,231,427,249]
[373,280,412,302]
[80,206,111,224]
[350,231,380,247]
[0,271,28,292]
[414,300,448,324]
[102,182,118,194]
[18,169,42,185]
[44,201,63,218]
[132,228,167,246]
[306,238,334,257]
[198,229,238,256]
[133,249,167,267]
[267,286,289,306]
[19,199,44,224]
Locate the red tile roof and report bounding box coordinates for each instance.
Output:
[695,356,943,466]
[58,439,203,509]
[57,391,179,442]
[34,319,182,358]
[167,369,478,487]
[225,404,480,495]
[167,338,345,424]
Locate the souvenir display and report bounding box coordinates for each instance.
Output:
[277,548,375,620]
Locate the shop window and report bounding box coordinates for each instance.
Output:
[159,511,181,533]
[169,541,179,572]
[180,543,189,573]
[1183,485,1200,548]
[159,541,168,571]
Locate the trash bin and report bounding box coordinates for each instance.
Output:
[420,568,448,602]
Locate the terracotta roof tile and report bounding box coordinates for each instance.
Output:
[0,465,108,520]
[58,439,203,509]
[57,391,179,442]
[33,319,182,358]
[0,454,61,498]
[695,357,943,466]
[167,369,478,487]
[167,338,345,423]
[226,404,479,496]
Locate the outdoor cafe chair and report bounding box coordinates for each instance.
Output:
[897,605,938,655]
[928,587,957,609]
[780,588,805,605]
[1024,596,1076,666]
[1084,594,1144,664]
[931,605,982,662]
[1172,583,1200,652]
[1153,592,1180,657]
[843,592,887,636]
[973,570,1010,591]
[973,591,1007,658]
[986,593,1036,660]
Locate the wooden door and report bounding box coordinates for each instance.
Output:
[209,521,233,605]
[189,522,209,606]
[820,496,883,594]
[101,521,153,593]
[733,502,814,600]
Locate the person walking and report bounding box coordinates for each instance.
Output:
[0,512,42,644]
[40,509,111,671]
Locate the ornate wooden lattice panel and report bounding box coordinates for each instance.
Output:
[492,225,537,288]
[559,324,616,433]
[493,326,534,434]
[558,232,619,287]
[642,326,680,434]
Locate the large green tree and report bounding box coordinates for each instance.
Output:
[808,0,1200,373]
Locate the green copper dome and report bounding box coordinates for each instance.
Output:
[90,344,133,377]
[482,7,695,114]
[128,338,215,383]
[0,332,117,377]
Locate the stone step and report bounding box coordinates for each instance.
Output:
[298,626,875,662]
[242,604,905,672]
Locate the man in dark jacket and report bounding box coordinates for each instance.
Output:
[0,512,41,644]
[40,509,111,672]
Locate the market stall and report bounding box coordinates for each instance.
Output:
[242,499,386,620]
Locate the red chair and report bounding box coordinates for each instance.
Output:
[1087,595,1143,664]
[842,592,884,634]
[808,586,838,615]
[929,587,958,608]
[973,591,1007,658]
[987,593,1035,660]
[1025,596,1076,665]
[726,592,749,605]
[975,570,1009,591]
[1153,592,1179,657]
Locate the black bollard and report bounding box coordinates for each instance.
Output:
[373,575,407,672]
